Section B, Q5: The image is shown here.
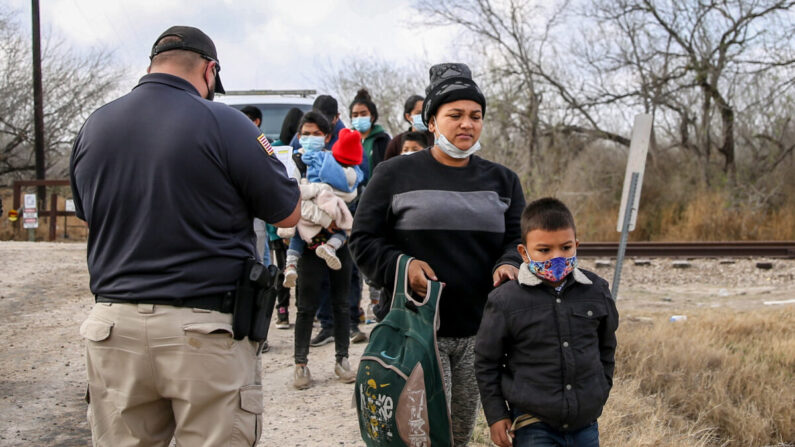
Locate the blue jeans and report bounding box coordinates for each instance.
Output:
[261,238,270,265]
[287,231,347,259]
[514,419,599,447]
[287,235,306,259]
[253,218,270,265]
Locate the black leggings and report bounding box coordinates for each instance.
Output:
[294,246,352,364]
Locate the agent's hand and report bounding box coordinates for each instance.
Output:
[407,259,437,297]
[489,418,514,447]
[493,264,519,287]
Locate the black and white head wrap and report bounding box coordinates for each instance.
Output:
[422,63,486,126]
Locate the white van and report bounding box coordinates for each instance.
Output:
[216,90,315,141]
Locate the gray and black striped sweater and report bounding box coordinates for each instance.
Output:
[349,148,525,337]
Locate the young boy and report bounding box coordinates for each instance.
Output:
[400,131,427,155]
[475,198,619,447]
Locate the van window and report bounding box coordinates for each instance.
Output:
[231,104,313,141]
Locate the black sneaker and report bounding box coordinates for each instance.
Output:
[260,341,270,353]
[350,325,367,344]
[275,306,290,329]
[309,328,334,347]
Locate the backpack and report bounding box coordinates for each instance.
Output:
[355,255,452,447]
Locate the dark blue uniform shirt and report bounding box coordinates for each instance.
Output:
[70,73,299,299]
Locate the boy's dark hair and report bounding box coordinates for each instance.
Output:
[521,197,576,238]
[349,88,378,124]
[298,110,331,135]
[279,107,304,143]
[402,131,428,147]
[240,105,262,123]
[313,95,339,122]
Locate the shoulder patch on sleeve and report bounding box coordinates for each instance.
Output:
[257,133,274,156]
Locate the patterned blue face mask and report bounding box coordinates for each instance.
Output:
[527,256,577,283]
[299,136,325,152]
[411,114,428,131]
[351,116,372,133]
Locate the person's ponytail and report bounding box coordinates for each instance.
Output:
[349,88,379,124]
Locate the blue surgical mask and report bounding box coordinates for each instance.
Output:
[411,114,427,131]
[433,124,481,159]
[299,136,325,152]
[351,116,372,133]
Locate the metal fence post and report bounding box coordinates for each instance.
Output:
[611,172,639,300]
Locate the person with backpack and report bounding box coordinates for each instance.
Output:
[350,63,525,446]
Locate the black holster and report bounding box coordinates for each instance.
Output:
[232,258,283,341]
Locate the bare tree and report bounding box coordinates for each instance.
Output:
[0,10,123,185]
[414,0,632,176]
[586,0,795,186]
[318,58,428,137]
[735,72,795,184]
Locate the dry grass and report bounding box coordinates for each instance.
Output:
[574,190,795,242]
[473,307,795,446]
[3,176,794,242]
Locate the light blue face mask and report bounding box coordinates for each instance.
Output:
[433,120,481,159]
[411,114,427,131]
[351,116,372,133]
[299,135,325,152]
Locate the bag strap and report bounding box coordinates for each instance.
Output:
[391,254,444,313]
[391,254,414,310]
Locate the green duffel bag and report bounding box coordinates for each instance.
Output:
[355,254,452,446]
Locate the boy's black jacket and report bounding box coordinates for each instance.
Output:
[474,265,619,432]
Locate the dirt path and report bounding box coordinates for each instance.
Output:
[0,241,792,446]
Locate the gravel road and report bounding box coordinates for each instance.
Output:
[0,241,792,446]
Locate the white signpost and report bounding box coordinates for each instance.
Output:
[612,114,653,299]
[24,193,36,209]
[22,193,38,230]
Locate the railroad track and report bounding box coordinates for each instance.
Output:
[578,241,795,258]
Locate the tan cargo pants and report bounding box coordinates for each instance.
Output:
[81,302,263,447]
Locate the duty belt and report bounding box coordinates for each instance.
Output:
[96,292,235,314]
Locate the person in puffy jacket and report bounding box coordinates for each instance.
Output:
[475,198,619,447]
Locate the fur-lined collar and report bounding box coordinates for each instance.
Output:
[517,262,593,287]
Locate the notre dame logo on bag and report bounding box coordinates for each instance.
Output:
[354,255,452,447]
[359,373,396,441]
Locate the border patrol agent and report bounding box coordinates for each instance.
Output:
[69,26,301,446]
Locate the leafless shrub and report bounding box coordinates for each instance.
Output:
[0,9,124,185]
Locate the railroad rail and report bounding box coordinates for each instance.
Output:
[578,241,795,258]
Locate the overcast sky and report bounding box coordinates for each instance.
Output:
[5,0,458,92]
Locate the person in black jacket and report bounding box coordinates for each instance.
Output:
[475,198,619,447]
[350,63,525,446]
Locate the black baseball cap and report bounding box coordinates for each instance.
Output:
[150,25,225,94]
